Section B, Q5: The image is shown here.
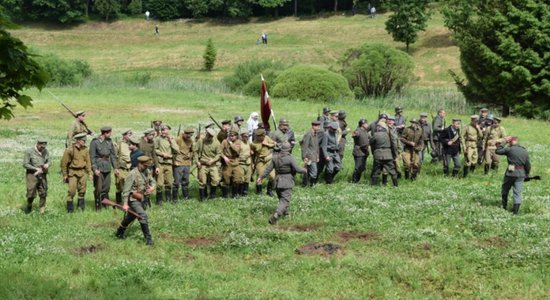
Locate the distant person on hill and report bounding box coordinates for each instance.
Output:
[145,11,150,21]
[155,24,159,35]
[370,6,376,18]
[261,32,268,45]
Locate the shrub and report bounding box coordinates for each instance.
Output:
[340,43,415,98]
[36,53,92,87]
[272,65,353,102]
[203,38,216,71]
[223,60,287,95]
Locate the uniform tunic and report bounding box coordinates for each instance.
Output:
[496,144,531,204]
[23,146,50,199]
[369,123,398,181]
[154,135,178,189]
[439,125,462,174]
[400,125,424,174]
[122,167,156,225]
[173,136,194,188]
[321,130,342,176]
[301,129,319,180]
[483,125,507,168]
[89,137,118,200]
[351,127,370,182]
[61,143,92,200]
[461,124,483,167]
[196,137,221,187]
[221,139,243,185]
[251,136,276,182]
[239,141,253,183]
[270,129,296,152]
[115,140,131,193]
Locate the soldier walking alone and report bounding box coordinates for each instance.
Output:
[496,136,531,214]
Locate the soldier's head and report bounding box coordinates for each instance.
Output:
[338,110,347,120]
[409,118,419,128]
[255,128,266,142]
[183,127,195,140]
[160,125,170,137]
[137,156,152,171]
[329,111,339,121]
[221,120,231,131]
[387,116,395,126]
[228,130,239,142]
[129,136,140,151]
[36,138,47,151]
[100,126,112,139]
[419,112,428,124]
[395,106,403,115]
[379,112,388,121]
[280,142,291,153]
[437,109,446,118]
[240,129,249,142]
[480,108,489,117]
[452,118,461,129]
[311,120,321,132]
[75,111,86,121]
[323,107,331,116]
[328,122,338,132]
[470,115,479,125]
[205,128,216,140]
[358,118,368,129]
[234,115,244,126]
[74,133,87,147]
[143,129,155,142]
[279,118,289,132]
[507,136,518,145]
[121,129,132,141]
[152,120,162,131]
[493,117,501,126]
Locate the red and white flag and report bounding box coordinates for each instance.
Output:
[260,74,273,131]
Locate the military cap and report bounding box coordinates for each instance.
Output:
[129,136,141,145]
[152,120,162,124]
[323,121,331,128]
[281,142,291,152]
[205,123,215,129]
[184,127,195,134]
[358,118,368,126]
[395,106,403,113]
[480,108,488,112]
[100,126,112,132]
[206,128,216,136]
[229,129,239,136]
[239,129,249,136]
[221,120,231,125]
[74,133,87,140]
[143,128,155,135]
[420,112,428,117]
[329,122,339,130]
[322,107,331,114]
[121,129,132,136]
[379,112,388,119]
[37,138,48,144]
[452,118,461,122]
[409,118,419,124]
[137,155,153,165]
[234,115,244,122]
[256,128,266,136]
[161,124,172,130]
[493,116,501,122]
[329,110,339,115]
[470,115,479,119]
[311,120,321,126]
[387,116,396,121]
[279,118,289,125]
[75,111,85,116]
[338,110,347,119]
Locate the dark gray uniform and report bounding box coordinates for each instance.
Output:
[301,129,319,185]
[432,115,446,162]
[351,126,370,183]
[496,143,531,214]
[439,125,461,176]
[369,122,398,186]
[89,137,119,209]
[419,121,432,165]
[321,128,342,184]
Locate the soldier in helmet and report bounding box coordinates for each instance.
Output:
[461,115,483,177]
[115,129,133,206]
[89,126,119,210]
[173,127,195,201]
[232,115,244,133]
[322,122,342,184]
[269,117,296,153]
[482,116,507,175]
[351,118,370,183]
[23,138,50,214]
[338,110,350,159]
[196,128,221,200]
[400,118,424,180]
[318,107,331,123]
[369,119,399,187]
[61,133,92,212]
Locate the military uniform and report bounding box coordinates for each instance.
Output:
[369,121,398,187]
[400,120,424,180]
[89,129,119,210]
[154,132,178,204]
[301,123,320,186]
[483,120,507,174]
[220,132,243,198]
[139,129,157,208]
[66,111,90,145]
[432,113,446,162]
[115,156,156,245]
[439,122,462,176]
[173,128,195,201]
[61,133,92,212]
[351,120,370,183]
[496,140,531,214]
[461,117,483,177]
[196,130,221,200]
[239,131,252,196]
[23,139,50,213]
[260,142,307,224]
[419,113,432,166]
[115,131,132,205]
[321,122,342,184]
[251,129,276,195]
[269,128,296,153]
[477,108,490,164]
[337,111,349,159]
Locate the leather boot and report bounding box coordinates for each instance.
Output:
[452,169,459,177]
[470,165,476,172]
[155,191,163,206]
[115,192,122,205]
[302,174,309,187]
[392,177,398,187]
[256,185,262,195]
[143,196,151,209]
[25,198,33,214]
[67,201,74,213]
[266,182,274,196]
[182,187,189,200]
[115,226,126,239]
[268,213,278,225]
[501,195,508,210]
[512,203,520,215]
[77,198,85,211]
[242,184,249,197]
[231,185,239,198]
[310,177,317,186]
[404,171,410,180]
[199,188,206,201]
[484,164,489,175]
[370,177,378,186]
[172,187,179,203]
[221,186,229,198]
[209,186,217,199]
[324,172,333,184]
[411,172,417,181]
[140,223,154,246]
[165,189,173,203]
[382,175,388,186]
[463,166,469,178]
[443,169,449,176]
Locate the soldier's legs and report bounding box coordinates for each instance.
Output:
[308,162,318,185]
[411,151,421,179]
[172,166,184,201]
[402,151,412,178]
[209,166,221,198]
[491,150,500,169]
[163,165,174,202]
[501,176,515,210]
[370,159,383,185]
[115,169,127,205]
[382,160,398,186]
[394,153,402,178]
[25,174,38,212]
[36,176,47,213]
[100,172,111,203]
[442,154,451,176]
[181,166,190,200]
[76,174,87,210]
[155,166,166,205]
[325,158,335,184]
[484,148,494,173]
[451,154,461,176]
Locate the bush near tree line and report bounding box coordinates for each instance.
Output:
[35,53,92,87]
[223,60,288,96]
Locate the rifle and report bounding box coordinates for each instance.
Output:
[270,109,278,131]
[196,123,202,142]
[101,198,143,220]
[524,175,541,182]
[177,124,181,136]
[208,114,223,130]
[47,90,92,135]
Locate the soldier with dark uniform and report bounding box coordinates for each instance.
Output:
[386,116,402,180]
[496,136,531,214]
[217,120,231,143]
[461,115,483,177]
[269,118,296,153]
[338,110,350,159]
[23,138,50,214]
[483,116,507,175]
[400,118,424,180]
[173,127,195,201]
[439,119,462,177]
[432,109,446,162]
[116,156,156,246]
[322,122,342,184]
[61,133,92,212]
[418,112,433,167]
[115,129,132,205]
[477,108,490,164]
[196,128,221,200]
[351,118,370,183]
[316,121,329,177]
[239,129,253,196]
[369,118,399,187]
[220,129,243,198]
[139,128,158,208]
[89,127,119,210]
[394,106,406,135]
[367,112,387,135]
[257,142,307,225]
[67,111,91,144]
[154,124,178,204]
[129,136,144,169]
[317,107,331,123]
[231,115,244,133]
[300,120,321,186]
[251,128,276,196]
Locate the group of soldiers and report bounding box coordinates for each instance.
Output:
[22,106,531,244]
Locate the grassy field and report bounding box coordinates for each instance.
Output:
[1,13,549,299]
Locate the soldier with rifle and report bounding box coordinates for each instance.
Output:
[61,133,92,212]
[154,124,178,204]
[461,115,483,177]
[477,108,490,165]
[351,118,370,183]
[369,118,399,187]
[238,129,253,196]
[139,129,158,208]
[67,111,92,145]
[400,118,424,180]
[439,119,462,177]
[115,129,133,206]
[482,116,507,175]
[217,119,232,143]
[251,128,276,196]
[300,120,321,186]
[431,109,446,163]
[115,156,156,246]
[220,129,243,198]
[196,128,221,200]
[90,126,119,210]
[23,138,50,214]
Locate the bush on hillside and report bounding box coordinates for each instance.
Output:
[203,38,217,71]
[241,67,283,97]
[36,54,92,87]
[340,43,415,98]
[272,65,353,102]
[224,60,288,95]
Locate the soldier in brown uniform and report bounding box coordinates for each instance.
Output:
[220,129,243,198]
[251,128,276,195]
[461,115,483,177]
[139,129,158,208]
[351,118,370,183]
[152,120,163,137]
[482,117,507,175]
[89,127,119,210]
[477,108,490,165]
[239,129,253,196]
[23,138,50,214]
[173,127,195,201]
[300,120,321,186]
[196,128,221,200]
[217,120,232,143]
[67,111,92,145]
[61,133,92,212]
[154,124,178,204]
[400,119,424,180]
[115,129,133,205]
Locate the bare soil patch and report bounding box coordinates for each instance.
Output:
[296,242,342,256]
[335,231,379,243]
[76,244,103,255]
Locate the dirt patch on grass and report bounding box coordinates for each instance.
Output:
[335,231,379,243]
[296,242,342,256]
[421,242,432,251]
[280,223,323,232]
[160,233,221,247]
[76,244,103,255]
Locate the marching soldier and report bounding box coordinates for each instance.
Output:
[257,142,307,225]
[196,128,221,200]
[419,112,433,166]
[89,127,119,210]
[115,129,132,205]
[322,122,342,184]
[496,136,531,214]
[400,118,424,180]
[173,127,195,201]
[23,138,50,214]
[220,129,243,198]
[338,110,350,159]
[369,119,399,187]
[115,156,156,246]
[317,107,331,123]
[217,120,232,143]
[239,129,253,196]
[432,109,446,162]
[301,120,321,186]
[269,118,296,153]
[139,129,158,208]
[67,111,91,143]
[483,116,507,175]
[440,119,462,177]
[251,128,276,196]
[154,124,178,204]
[351,118,370,183]
[61,133,92,212]
[461,115,483,177]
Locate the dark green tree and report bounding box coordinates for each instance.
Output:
[0,12,48,120]
[147,0,180,20]
[449,0,550,118]
[94,0,120,21]
[203,38,217,71]
[17,0,86,23]
[385,0,431,52]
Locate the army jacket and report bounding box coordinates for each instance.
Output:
[432,115,446,136]
[154,135,179,165]
[439,126,461,156]
[239,141,252,165]
[221,139,241,167]
[89,137,118,172]
[352,127,370,157]
[123,167,156,203]
[496,144,531,178]
[195,137,221,166]
[301,129,319,162]
[400,125,424,152]
[116,140,131,170]
[174,136,194,167]
[67,120,88,141]
[139,138,158,168]
[251,136,276,162]
[484,125,507,148]
[262,151,306,189]
[420,122,432,142]
[321,131,339,158]
[23,146,50,172]
[461,124,483,147]
[61,144,92,177]
[370,124,397,160]
[270,129,296,152]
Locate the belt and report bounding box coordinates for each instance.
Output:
[514,165,524,170]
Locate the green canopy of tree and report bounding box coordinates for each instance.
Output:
[385,0,431,53]
[95,0,121,21]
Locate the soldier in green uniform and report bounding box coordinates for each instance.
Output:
[337,110,350,159]
[115,156,156,245]
[400,118,424,180]
[67,111,91,144]
[351,118,370,183]
[482,117,507,175]
[431,109,446,163]
[386,116,403,180]
[139,129,158,208]
[251,128,276,196]
[418,112,433,167]
[61,133,92,212]
[196,128,221,200]
[154,124,178,204]
[239,129,252,196]
[369,119,399,187]
[477,108,490,165]
[173,127,195,201]
[322,122,342,184]
[115,129,132,205]
[23,138,50,214]
[300,120,321,186]
[220,129,243,198]
[89,127,119,210]
[496,136,531,214]
[257,142,307,225]
[461,115,483,177]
